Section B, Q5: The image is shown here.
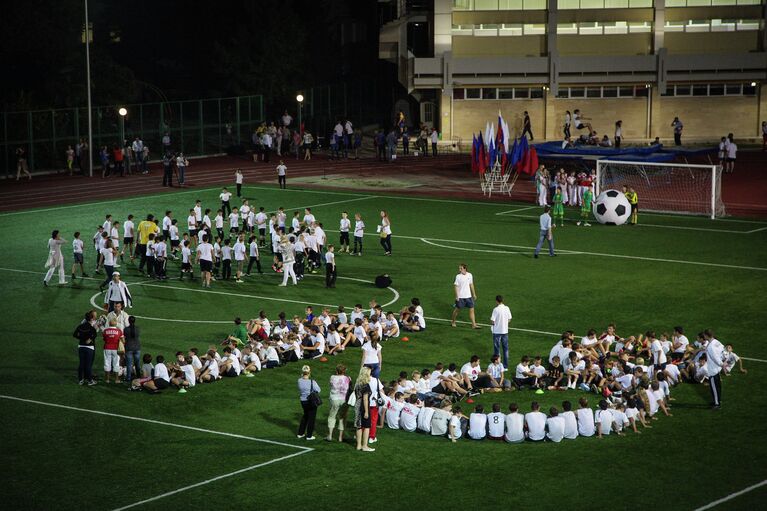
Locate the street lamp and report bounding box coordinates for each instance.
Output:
[118,108,127,148]
[296,94,304,133]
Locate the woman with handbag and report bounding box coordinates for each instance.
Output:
[297,365,321,441]
[353,367,375,452]
[326,364,351,442]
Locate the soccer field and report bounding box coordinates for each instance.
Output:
[1,184,766,510]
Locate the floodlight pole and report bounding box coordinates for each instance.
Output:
[84,0,94,177]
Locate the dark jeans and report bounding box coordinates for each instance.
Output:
[247,257,262,274]
[432,142,437,157]
[364,363,380,378]
[493,334,509,369]
[222,201,231,217]
[298,400,317,437]
[325,263,336,288]
[380,234,391,254]
[125,350,141,381]
[278,175,286,188]
[78,347,95,381]
[522,126,533,140]
[674,133,682,146]
[137,244,147,270]
[102,265,114,288]
[222,259,232,279]
[294,253,304,278]
[236,183,242,197]
[162,164,173,186]
[353,236,363,254]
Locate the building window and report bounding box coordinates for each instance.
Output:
[666,0,761,6]
[557,20,653,35]
[664,19,763,33]
[451,0,547,9]
[498,88,515,99]
[453,88,465,100]
[451,23,547,36]
[663,83,757,96]
[558,0,652,7]
[482,87,497,99]
[466,88,482,99]
[514,88,530,98]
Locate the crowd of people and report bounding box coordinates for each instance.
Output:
[301,324,746,449]
[43,180,395,287]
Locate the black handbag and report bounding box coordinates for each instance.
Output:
[307,379,322,408]
[375,380,386,407]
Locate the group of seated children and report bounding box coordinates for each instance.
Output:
[129,298,424,393]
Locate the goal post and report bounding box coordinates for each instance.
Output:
[595,160,725,219]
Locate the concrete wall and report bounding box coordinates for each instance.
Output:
[453,35,546,57]
[445,92,763,143]
[665,32,760,54]
[557,34,652,56]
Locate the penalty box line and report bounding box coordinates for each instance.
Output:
[0,394,312,511]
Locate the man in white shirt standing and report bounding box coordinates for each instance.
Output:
[276,160,287,189]
[450,263,479,329]
[533,205,556,258]
[490,295,512,369]
[704,329,725,409]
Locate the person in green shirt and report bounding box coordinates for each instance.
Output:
[228,317,248,346]
[623,184,638,225]
[552,186,564,227]
[578,188,593,227]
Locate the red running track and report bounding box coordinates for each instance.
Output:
[0,151,763,217]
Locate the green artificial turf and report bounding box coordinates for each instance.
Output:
[0,184,765,510]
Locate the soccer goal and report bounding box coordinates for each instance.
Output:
[596,160,725,219]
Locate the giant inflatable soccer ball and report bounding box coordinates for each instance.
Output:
[593,189,631,225]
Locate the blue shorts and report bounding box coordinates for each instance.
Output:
[455,297,475,309]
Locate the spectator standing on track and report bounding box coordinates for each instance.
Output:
[65,145,74,175]
[282,110,293,128]
[261,131,272,163]
[762,121,767,151]
[162,151,173,187]
[430,128,439,157]
[303,131,314,160]
[132,137,144,174]
[614,121,622,148]
[176,152,188,186]
[113,144,124,177]
[375,130,386,161]
[671,117,683,146]
[419,126,429,156]
[292,129,302,159]
[725,134,737,173]
[162,132,171,153]
[450,263,479,329]
[533,205,556,258]
[277,160,287,189]
[386,130,397,162]
[490,295,512,369]
[275,127,283,156]
[402,129,409,155]
[16,146,31,180]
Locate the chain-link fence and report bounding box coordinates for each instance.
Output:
[2,95,263,175]
[300,81,382,141]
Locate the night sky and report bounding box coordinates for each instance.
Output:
[1,0,388,120]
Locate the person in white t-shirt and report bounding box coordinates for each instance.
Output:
[385,392,405,430]
[361,337,382,378]
[595,399,623,438]
[525,402,547,441]
[576,397,595,437]
[546,407,566,443]
[451,263,478,329]
[486,403,505,439]
[725,134,737,173]
[195,234,214,288]
[219,346,241,377]
[649,330,668,370]
[198,350,221,383]
[560,401,578,440]
[71,231,87,279]
[449,406,466,442]
[468,404,488,440]
[504,403,525,443]
[233,234,247,283]
[399,394,421,433]
[338,211,351,253]
[490,295,512,368]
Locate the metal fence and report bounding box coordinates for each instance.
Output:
[2,95,263,175]
[301,81,382,141]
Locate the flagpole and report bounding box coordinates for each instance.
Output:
[84,0,93,177]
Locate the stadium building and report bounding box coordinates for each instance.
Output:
[379,0,767,144]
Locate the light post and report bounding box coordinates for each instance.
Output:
[296,94,304,133]
[118,108,127,147]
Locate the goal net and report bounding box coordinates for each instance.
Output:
[596,160,725,219]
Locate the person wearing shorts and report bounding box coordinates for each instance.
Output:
[102,320,123,384]
[450,263,478,329]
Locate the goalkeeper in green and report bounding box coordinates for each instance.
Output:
[577,188,593,227]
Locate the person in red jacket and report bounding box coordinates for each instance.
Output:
[113,144,125,176]
[102,319,124,383]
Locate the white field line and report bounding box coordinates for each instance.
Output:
[495,205,539,215]
[746,226,767,234]
[741,357,767,363]
[0,394,311,451]
[0,394,312,511]
[420,238,579,256]
[406,234,767,272]
[112,451,311,511]
[498,212,753,234]
[693,479,767,511]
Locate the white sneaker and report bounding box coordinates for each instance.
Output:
[368,438,377,444]
[361,447,375,452]
[306,436,315,441]
[278,283,287,286]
